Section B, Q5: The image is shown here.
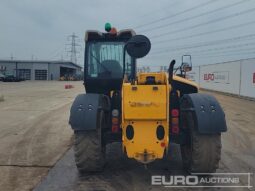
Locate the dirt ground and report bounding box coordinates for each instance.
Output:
[0,81,83,191]
[0,81,254,191]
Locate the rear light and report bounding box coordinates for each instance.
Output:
[172,125,179,134]
[112,117,118,124]
[171,109,179,117]
[160,142,166,148]
[171,117,179,125]
[170,89,180,135]
[112,109,120,133]
[112,109,119,117]
[112,124,119,133]
[112,117,119,133]
[171,109,179,134]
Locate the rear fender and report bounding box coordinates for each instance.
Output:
[69,93,110,131]
[180,93,227,134]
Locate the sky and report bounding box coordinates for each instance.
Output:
[0,0,255,70]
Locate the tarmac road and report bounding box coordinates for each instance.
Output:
[34,143,185,191]
[0,81,254,191]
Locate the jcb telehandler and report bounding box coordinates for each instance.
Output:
[69,23,227,173]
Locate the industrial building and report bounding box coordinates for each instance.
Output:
[0,60,82,80]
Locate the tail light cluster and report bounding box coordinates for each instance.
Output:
[170,90,180,135]
[112,109,119,133]
[171,109,179,134]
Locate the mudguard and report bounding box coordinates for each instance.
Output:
[180,93,227,134]
[69,93,110,131]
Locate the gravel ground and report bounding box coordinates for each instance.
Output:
[0,81,254,191]
[0,81,83,191]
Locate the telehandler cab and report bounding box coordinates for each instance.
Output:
[69,23,227,173]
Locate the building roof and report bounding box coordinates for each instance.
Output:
[0,59,82,69]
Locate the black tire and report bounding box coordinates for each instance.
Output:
[180,112,222,173]
[74,111,106,173]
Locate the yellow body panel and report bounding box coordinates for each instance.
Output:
[173,75,199,89]
[123,84,167,120]
[122,72,170,163]
[122,121,169,163]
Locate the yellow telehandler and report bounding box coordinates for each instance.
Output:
[69,23,227,173]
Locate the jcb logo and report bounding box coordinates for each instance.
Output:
[204,73,214,81]
[129,101,158,107]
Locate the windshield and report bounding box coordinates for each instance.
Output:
[87,41,132,78]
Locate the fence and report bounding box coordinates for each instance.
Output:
[186,58,255,98]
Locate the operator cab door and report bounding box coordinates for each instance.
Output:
[84,41,134,94]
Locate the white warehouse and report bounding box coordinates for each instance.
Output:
[0,60,82,80]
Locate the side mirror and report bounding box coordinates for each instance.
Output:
[125,35,151,58]
[181,55,192,72]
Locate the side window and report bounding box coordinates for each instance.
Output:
[125,52,132,76]
[88,46,98,77]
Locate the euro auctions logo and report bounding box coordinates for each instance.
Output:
[151,173,253,188]
[152,175,199,186]
[203,71,230,84]
[204,73,214,81]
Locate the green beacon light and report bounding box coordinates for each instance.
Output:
[105,23,112,32]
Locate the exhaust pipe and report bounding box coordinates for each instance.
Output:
[168,60,176,84]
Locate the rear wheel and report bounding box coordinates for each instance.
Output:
[74,111,106,173]
[180,107,221,173]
